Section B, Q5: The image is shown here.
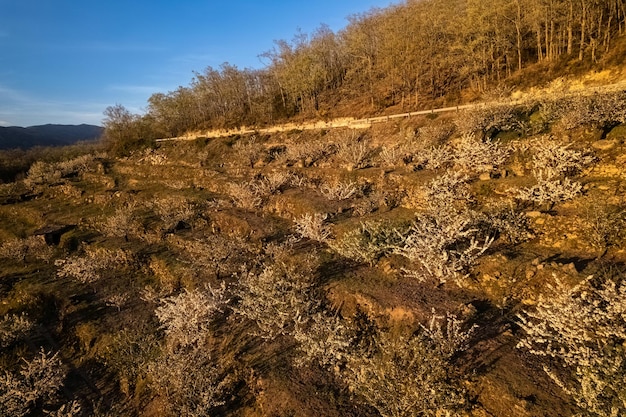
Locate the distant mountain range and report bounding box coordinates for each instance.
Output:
[0,124,103,150]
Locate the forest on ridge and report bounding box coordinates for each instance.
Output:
[104,0,626,147]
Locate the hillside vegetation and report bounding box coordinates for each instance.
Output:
[3,0,626,416]
[1,86,626,416]
[102,0,626,149]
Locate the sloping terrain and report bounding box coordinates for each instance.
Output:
[1,90,626,416]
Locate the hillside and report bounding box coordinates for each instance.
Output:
[1,88,626,416]
[100,0,626,147]
[0,124,103,150]
[3,0,626,416]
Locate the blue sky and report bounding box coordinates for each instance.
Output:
[0,0,397,127]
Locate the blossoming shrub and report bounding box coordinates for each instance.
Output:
[517,270,626,417]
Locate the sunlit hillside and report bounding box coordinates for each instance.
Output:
[102,0,626,145]
[2,1,626,416]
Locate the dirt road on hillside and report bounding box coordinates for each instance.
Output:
[156,79,626,142]
[156,103,480,142]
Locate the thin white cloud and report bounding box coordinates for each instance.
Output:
[0,106,104,127]
[49,40,167,53]
[171,53,221,67]
[108,84,163,95]
[0,83,108,126]
[51,111,103,125]
[0,84,32,103]
[0,120,10,126]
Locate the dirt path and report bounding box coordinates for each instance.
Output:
[156,103,485,143]
[156,80,626,143]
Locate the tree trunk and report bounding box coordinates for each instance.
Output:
[605,9,613,51]
[515,0,523,71]
[615,0,622,33]
[579,0,587,61]
[550,14,556,59]
[536,27,544,61]
[541,0,551,60]
[567,0,574,54]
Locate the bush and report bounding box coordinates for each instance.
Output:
[155,285,228,350]
[417,122,455,147]
[530,137,595,180]
[419,144,454,170]
[292,312,351,369]
[456,103,526,136]
[27,153,103,186]
[334,135,372,170]
[377,143,413,168]
[545,91,626,130]
[0,313,34,348]
[0,350,66,417]
[55,153,104,178]
[152,196,198,231]
[342,313,472,417]
[254,171,291,196]
[507,137,592,210]
[55,246,133,286]
[390,209,494,283]
[95,328,159,398]
[149,284,233,417]
[26,161,61,185]
[421,172,473,213]
[227,182,263,209]
[227,173,290,210]
[484,203,534,245]
[320,180,362,200]
[232,136,265,168]
[96,205,144,240]
[294,213,333,242]
[292,309,474,417]
[148,347,230,417]
[329,221,401,266]
[509,177,582,210]
[166,233,257,281]
[417,134,509,174]
[232,255,319,339]
[581,201,626,255]
[0,236,54,263]
[279,138,336,167]
[452,133,510,174]
[517,270,626,417]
